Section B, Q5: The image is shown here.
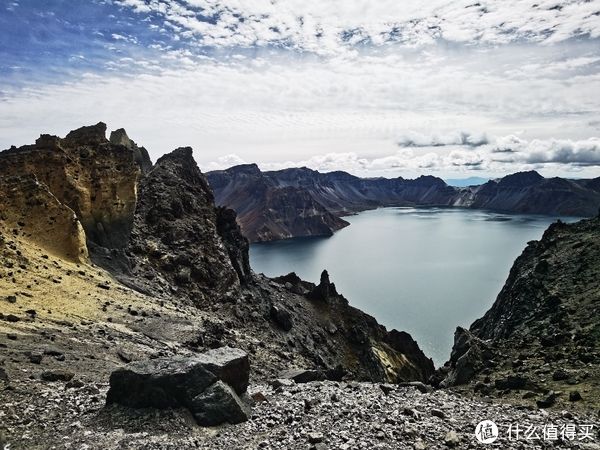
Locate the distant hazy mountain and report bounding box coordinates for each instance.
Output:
[207,166,600,242]
[444,177,489,187]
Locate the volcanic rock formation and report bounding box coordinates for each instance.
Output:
[208,165,600,242]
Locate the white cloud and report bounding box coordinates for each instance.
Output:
[115,0,600,54]
[205,134,600,176]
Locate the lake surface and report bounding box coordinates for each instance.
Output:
[250,207,580,366]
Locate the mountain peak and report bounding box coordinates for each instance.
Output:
[497,170,544,188]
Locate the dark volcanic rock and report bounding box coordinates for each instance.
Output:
[441,216,600,408]
[106,347,250,426]
[41,370,75,382]
[307,270,339,302]
[279,368,326,383]
[126,147,242,302]
[190,380,251,426]
[215,206,252,284]
[439,327,491,387]
[270,304,293,331]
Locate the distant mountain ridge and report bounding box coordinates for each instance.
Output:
[207,165,600,242]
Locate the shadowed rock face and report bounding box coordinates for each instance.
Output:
[208,165,600,242]
[126,147,242,302]
[438,216,600,409]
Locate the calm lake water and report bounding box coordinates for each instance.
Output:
[250,207,580,366]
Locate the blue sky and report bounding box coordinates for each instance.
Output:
[1,0,600,178]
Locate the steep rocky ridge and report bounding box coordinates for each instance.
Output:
[208,165,600,242]
[439,216,600,412]
[0,123,434,388]
[208,164,349,242]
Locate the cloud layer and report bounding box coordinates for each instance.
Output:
[0,1,599,179]
[115,0,600,54]
[205,134,600,177]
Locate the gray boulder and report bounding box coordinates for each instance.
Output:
[106,347,251,426]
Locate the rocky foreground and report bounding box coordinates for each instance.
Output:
[2,376,599,449]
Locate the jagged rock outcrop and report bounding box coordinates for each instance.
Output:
[0,122,152,250]
[208,166,600,242]
[0,122,434,387]
[124,147,242,302]
[439,216,600,409]
[307,270,339,302]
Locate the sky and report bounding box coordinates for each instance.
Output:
[1,0,600,179]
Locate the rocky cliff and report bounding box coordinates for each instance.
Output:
[208,164,349,242]
[208,165,600,242]
[438,216,600,412]
[0,123,434,389]
[0,123,150,249]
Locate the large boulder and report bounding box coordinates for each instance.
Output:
[106,347,250,426]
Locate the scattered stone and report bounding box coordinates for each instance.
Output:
[431,408,446,419]
[569,391,582,402]
[66,379,85,389]
[5,295,16,303]
[270,304,293,331]
[279,368,325,383]
[444,431,460,447]
[29,352,43,364]
[7,334,17,340]
[536,391,557,408]
[379,383,395,395]
[398,381,434,394]
[43,348,64,357]
[307,432,324,444]
[270,378,295,389]
[191,381,251,426]
[494,375,529,390]
[117,349,132,363]
[251,392,269,403]
[41,370,75,382]
[552,369,569,381]
[0,368,7,382]
[4,314,19,323]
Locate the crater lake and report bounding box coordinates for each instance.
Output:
[250,207,580,365]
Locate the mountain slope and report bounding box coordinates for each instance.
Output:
[208,165,600,242]
[0,123,434,388]
[439,215,600,412]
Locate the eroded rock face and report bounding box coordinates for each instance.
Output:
[208,165,349,242]
[0,175,88,262]
[0,122,152,250]
[106,347,251,426]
